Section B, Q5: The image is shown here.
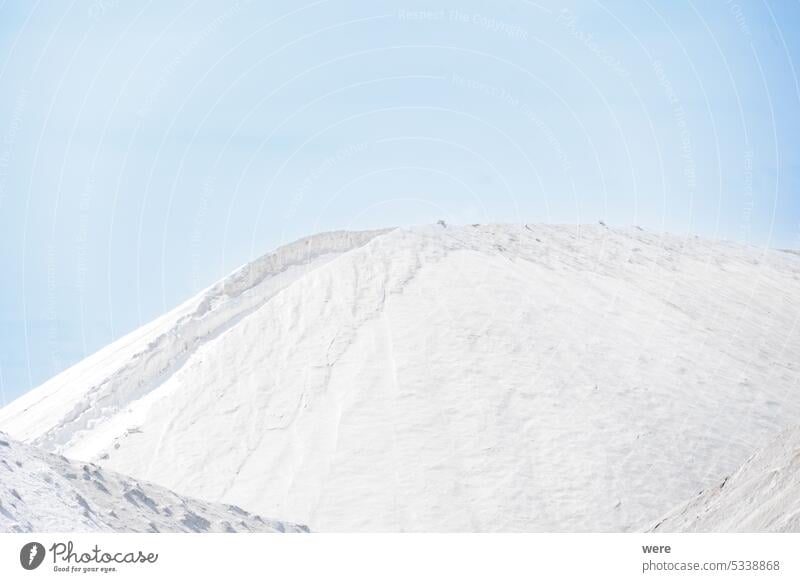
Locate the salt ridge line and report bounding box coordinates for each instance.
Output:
[0,228,391,449]
[650,425,800,532]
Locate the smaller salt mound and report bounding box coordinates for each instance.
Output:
[650,426,800,532]
[0,433,308,533]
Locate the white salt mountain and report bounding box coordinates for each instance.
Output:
[650,425,800,532]
[0,432,307,532]
[1,224,799,532]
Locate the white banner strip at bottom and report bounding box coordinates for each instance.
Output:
[1,533,797,581]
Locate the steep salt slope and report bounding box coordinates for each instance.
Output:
[1,224,799,532]
[0,433,307,533]
[650,426,800,532]
[0,228,389,448]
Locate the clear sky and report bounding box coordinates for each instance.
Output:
[1,0,799,403]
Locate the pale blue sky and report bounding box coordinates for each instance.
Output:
[1,0,799,403]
